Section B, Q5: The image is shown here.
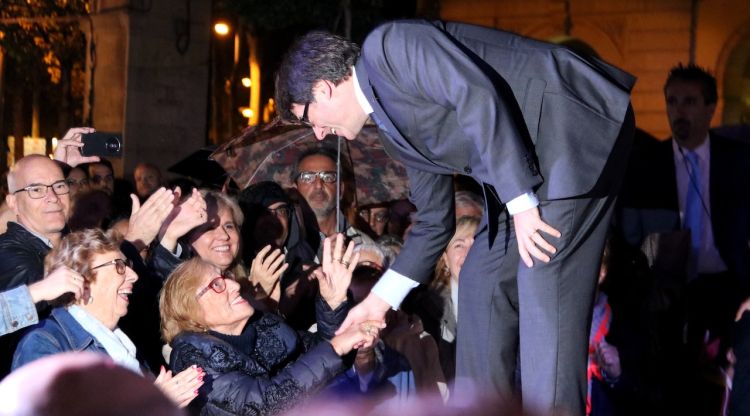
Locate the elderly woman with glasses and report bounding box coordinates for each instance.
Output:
[12,229,204,408]
[160,234,382,415]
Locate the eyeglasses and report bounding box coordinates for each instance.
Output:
[195,273,234,298]
[66,178,90,187]
[13,180,70,199]
[91,174,114,184]
[298,102,311,127]
[371,212,389,224]
[90,258,133,275]
[296,171,337,184]
[268,204,292,218]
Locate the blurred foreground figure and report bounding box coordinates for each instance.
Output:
[0,352,181,416]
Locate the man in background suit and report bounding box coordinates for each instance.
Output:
[618,64,750,412]
[275,20,635,414]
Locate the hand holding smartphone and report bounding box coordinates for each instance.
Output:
[80,132,122,157]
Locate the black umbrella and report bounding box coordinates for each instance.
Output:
[167,146,228,186]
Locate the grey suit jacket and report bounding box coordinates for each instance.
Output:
[356,20,635,284]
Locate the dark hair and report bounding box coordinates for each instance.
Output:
[664,63,717,105]
[275,31,360,121]
[87,158,114,174]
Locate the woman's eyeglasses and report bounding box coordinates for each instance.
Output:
[196,272,234,298]
[90,258,133,275]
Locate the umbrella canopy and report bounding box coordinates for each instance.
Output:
[168,146,228,186]
[211,120,409,207]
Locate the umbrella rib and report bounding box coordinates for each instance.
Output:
[247,129,313,185]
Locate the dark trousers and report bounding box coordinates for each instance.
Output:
[456,194,616,415]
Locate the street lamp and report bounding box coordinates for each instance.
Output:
[214,22,230,36]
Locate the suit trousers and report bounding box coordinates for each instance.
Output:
[456,194,615,414]
[455,107,634,414]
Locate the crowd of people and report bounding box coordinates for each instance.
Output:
[0,18,749,416]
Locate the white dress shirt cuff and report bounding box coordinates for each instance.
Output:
[371,269,419,309]
[505,192,539,215]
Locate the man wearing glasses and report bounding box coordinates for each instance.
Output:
[293,147,373,251]
[0,128,177,375]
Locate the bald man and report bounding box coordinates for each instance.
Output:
[0,128,178,376]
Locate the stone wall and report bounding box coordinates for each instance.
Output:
[440,0,750,138]
[89,0,210,178]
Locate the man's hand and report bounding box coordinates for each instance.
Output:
[53,127,100,167]
[596,339,622,380]
[124,187,174,251]
[335,292,389,348]
[512,206,561,267]
[28,266,85,303]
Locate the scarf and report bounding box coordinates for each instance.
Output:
[68,305,142,375]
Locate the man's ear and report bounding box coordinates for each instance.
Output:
[311,80,334,101]
[5,194,18,217]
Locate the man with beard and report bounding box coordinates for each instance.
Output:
[293,148,373,252]
[617,63,750,412]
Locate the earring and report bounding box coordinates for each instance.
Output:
[86,295,94,304]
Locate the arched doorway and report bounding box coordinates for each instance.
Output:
[720,27,750,125]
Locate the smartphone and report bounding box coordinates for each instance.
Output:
[81,132,122,157]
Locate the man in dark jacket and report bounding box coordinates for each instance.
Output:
[0,129,177,374]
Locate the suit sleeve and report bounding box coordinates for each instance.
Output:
[389,166,455,285]
[362,21,541,203]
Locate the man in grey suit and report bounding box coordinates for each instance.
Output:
[275,20,635,414]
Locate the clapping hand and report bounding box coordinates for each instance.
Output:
[124,187,174,252]
[159,188,207,252]
[249,245,288,300]
[153,364,204,408]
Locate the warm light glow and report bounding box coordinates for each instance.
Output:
[214,22,230,36]
[241,77,252,88]
[240,107,254,118]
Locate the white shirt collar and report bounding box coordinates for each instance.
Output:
[351,66,374,115]
[672,133,710,163]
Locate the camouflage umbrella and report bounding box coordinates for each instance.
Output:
[210,119,409,208]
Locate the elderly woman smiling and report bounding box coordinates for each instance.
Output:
[12,229,203,408]
[160,234,381,415]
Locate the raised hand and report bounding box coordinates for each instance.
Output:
[53,127,100,167]
[316,234,359,310]
[28,266,85,303]
[512,206,561,267]
[160,188,207,252]
[249,245,288,301]
[125,187,175,252]
[153,364,204,408]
